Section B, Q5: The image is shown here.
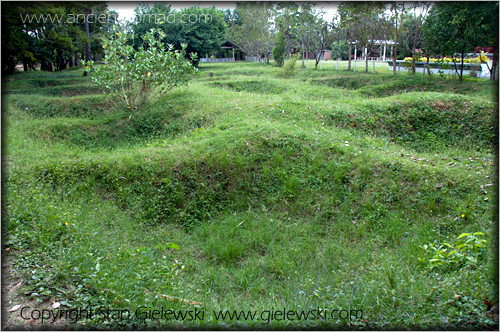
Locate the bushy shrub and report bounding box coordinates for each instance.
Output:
[272,25,286,68]
[85,26,197,111]
[278,54,300,78]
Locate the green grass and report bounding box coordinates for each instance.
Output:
[3,61,497,329]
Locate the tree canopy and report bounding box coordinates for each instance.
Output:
[227,2,275,60]
[2,1,115,74]
[3,1,498,81]
[424,2,498,81]
[338,2,386,73]
[131,4,226,62]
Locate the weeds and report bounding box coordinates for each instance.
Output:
[277,54,300,78]
[3,62,497,329]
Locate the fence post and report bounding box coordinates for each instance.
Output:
[336,58,338,70]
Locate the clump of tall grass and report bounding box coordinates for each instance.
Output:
[278,54,300,78]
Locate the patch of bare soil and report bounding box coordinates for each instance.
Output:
[2,254,81,330]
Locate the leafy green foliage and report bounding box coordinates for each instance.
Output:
[337,2,386,72]
[227,2,275,59]
[132,4,227,61]
[272,24,286,68]
[297,8,335,69]
[311,73,494,152]
[3,62,496,329]
[176,6,227,60]
[85,27,197,111]
[418,232,488,271]
[330,41,350,60]
[424,2,498,81]
[278,53,300,78]
[209,80,286,94]
[1,2,113,74]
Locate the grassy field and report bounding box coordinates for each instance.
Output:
[3,61,498,329]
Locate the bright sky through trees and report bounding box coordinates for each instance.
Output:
[108,1,339,22]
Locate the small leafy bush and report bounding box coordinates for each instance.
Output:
[418,232,488,271]
[86,26,197,111]
[272,24,286,68]
[279,54,300,78]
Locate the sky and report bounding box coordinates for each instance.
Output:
[107,1,339,22]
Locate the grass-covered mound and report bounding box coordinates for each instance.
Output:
[3,62,497,330]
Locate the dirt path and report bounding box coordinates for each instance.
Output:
[2,253,73,330]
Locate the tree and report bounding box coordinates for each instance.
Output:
[330,40,350,60]
[85,27,197,110]
[224,8,241,26]
[272,23,286,67]
[1,1,112,74]
[295,3,316,67]
[298,11,335,69]
[337,2,356,70]
[273,2,301,57]
[227,2,275,62]
[70,2,106,64]
[419,5,445,76]
[425,2,498,82]
[83,7,92,62]
[2,2,68,73]
[132,4,227,63]
[1,1,36,74]
[132,2,173,48]
[176,6,227,61]
[389,3,406,75]
[400,2,431,74]
[338,2,386,72]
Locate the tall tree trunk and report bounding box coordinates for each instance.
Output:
[69,57,73,68]
[84,7,93,63]
[42,61,54,72]
[393,39,398,75]
[392,45,397,75]
[459,52,464,82]
[426,54,431,75]
[23,57,28,71]
[492,44,498,81]
[285,30,290,56]
[57,54,67,71]
[411,36,417,74]
[453,60,459,80]
[365,51,369,73]
[75,52,79,66]
[302,41,305,67]
[348,40,352,70]
[392,8,399,75]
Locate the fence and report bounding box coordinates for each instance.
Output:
[386,60,492,79]
[199,58,235,63]
[245,56,264,63]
